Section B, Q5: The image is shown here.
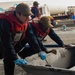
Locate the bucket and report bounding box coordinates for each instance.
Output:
[62,25,66,30]
[72,15,75,20]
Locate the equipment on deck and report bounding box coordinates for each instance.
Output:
[17,44,75,75]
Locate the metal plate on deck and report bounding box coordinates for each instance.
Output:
[19,64,75,75]
[25,47,72,68]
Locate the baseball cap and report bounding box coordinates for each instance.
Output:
[15,3,33,16]
[40,16,53,28]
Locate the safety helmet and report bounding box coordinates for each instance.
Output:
[15,3,33,16]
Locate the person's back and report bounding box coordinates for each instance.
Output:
[31,1,40,19]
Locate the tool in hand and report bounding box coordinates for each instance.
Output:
[45,49,57,67]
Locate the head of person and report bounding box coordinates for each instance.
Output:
[15,3,32,23]
[39,16,53,32]
[33,1,39,7]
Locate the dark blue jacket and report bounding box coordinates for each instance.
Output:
[31,6,39,19]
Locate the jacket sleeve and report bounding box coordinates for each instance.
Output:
[0,19,18,60]
[25,23,42,52]
[36,37,46,51]
[48,28,64,47]
[31,26,46,51]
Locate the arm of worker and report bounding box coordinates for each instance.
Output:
[0,19,27,65]
[25,23,42,52]
[32,26,47,51]
[48,28,64,47]
[0,19,18,60]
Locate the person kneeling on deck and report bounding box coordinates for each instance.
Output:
[17,16,66,59]
[0,3,46,75]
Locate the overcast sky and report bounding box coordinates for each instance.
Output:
[0,0,75,6]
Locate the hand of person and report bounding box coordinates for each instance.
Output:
[39,51,46,60]
[14,59,28,65]
[64,44,75,49]
[45,49,57,54]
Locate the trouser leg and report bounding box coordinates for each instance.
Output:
[0,39,4,59]
[0,49,4,59]
[3,58,15,75]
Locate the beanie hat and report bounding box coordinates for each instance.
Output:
[15,3,33,16]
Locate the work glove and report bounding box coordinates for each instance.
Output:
[39,51,46,60]
[14,59,28,65]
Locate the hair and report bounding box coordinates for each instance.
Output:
[33,1,39,6]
